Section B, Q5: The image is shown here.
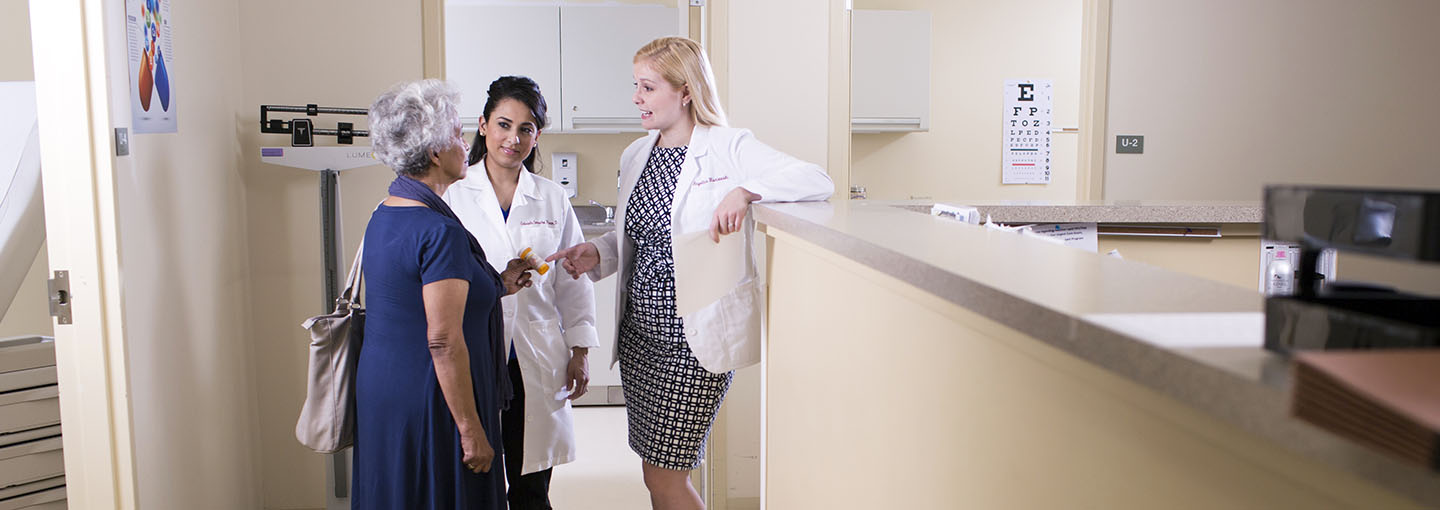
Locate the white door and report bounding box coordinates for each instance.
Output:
[29,0,139,508]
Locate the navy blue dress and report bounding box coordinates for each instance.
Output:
[353,204,506,509]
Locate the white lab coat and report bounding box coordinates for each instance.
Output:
[588,125,833,373]
[443,159,599,475]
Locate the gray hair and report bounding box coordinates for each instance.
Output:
[368,79,462,177]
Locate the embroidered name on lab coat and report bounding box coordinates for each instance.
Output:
[692,176,730,187]
[521,219,558,227]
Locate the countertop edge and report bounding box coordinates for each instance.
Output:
[753,201,1440,506]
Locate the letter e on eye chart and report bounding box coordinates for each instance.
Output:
[1002,79,1052,184]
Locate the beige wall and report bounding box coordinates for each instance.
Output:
[850,0,1082,202]
[1099,231,1260,290]
[93,0,264,507]
[1104,0,1440,201]
[1337,252,1440,297]
[1,0,33,81]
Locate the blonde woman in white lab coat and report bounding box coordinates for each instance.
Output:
[443,76,597,510]
[547,37,833,510]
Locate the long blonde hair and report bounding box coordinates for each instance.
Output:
[634,36,728,127]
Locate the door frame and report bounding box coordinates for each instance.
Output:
[29,0,139,508]
[1077,0,1112,201]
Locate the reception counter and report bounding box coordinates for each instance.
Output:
[752,200,1437,509]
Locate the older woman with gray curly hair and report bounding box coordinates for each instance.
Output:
[353,79,536,510]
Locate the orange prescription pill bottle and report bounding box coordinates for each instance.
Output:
[518,247,551,275]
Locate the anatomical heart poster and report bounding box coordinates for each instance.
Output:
[127,0,177,133]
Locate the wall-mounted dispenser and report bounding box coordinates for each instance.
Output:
[552,152,578,198]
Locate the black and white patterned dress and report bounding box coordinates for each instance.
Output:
[618,145,735,471]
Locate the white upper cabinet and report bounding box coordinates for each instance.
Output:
[559,5,678,132]
[851,9,931,133]
[443,2,679,134]
[444,4,562,129]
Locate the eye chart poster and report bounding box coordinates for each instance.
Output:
[126,0,178,133]
[1002,79,1052,184]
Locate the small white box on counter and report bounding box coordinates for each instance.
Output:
[931,203,981,224]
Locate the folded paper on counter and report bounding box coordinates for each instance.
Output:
[979,216,1098,252]
[1027,223,1099,252]
[1292,350,1440,471]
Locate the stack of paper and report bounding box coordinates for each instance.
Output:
[1292,350,1440,471]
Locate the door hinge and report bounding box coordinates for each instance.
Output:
[48,270,72,325]
[689,0,705,6]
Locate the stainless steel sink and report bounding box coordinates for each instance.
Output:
[574,204,614,226]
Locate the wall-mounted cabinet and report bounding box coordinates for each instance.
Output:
[444,1,678,133]
[560,5,677,132]
[444,4,562,129]
[851,9,931,133]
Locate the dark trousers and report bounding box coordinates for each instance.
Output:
[503,357,554,510]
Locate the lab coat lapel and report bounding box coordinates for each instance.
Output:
[456,159,516,267]
[670,125,711,233]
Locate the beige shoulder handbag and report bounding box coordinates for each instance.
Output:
[295,241,365,453]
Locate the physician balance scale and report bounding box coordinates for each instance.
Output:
[258,103,371,510]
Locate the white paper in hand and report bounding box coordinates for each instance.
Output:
[671,228,748,318]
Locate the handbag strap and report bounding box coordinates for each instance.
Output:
[338,240,364,308]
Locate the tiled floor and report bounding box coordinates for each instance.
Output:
[549,406,652,509]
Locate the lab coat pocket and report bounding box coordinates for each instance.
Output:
[525,319,568,402]
[684,276,763,374]
[517,224,560,254]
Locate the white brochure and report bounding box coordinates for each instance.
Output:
[1027,223,1098,252]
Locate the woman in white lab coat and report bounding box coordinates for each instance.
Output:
[547,37,833,510]
[443,76,598,510]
